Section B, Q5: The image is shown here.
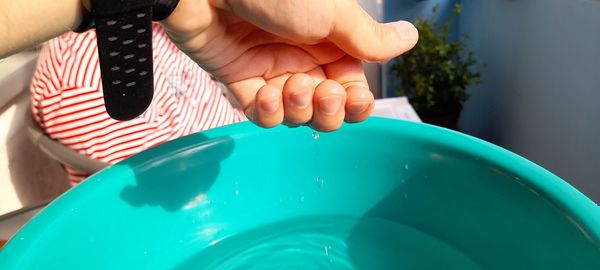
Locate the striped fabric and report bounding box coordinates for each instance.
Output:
[31,24,246,184]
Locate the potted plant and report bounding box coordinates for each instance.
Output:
[390,4,482,130]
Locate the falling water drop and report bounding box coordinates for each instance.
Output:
[316,176,324,188]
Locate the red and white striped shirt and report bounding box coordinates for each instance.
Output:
[31,24,246,184]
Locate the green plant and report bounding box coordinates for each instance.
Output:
[391,4,481,116]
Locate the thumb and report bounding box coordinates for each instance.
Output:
[329,1,418,62]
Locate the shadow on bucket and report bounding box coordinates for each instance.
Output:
[119,134,235,212]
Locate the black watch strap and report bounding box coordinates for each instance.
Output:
[90,0,179,121]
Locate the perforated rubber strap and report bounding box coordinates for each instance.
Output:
[91,0,180,120]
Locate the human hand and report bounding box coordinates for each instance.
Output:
[162,0,418,131]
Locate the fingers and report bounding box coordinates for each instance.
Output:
[228,77,286,128]
[282,73,314,126]
[253,75,348,132]
[253,84,283,127]
[280,72,354,131]
[324,55,374,123]
[227,77,266,118]
[229,57,372,131]
[311,80,347,131]
[329,1,418,62]
[283,73,359,131]
[345,85,374,123]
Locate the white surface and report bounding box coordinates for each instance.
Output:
[0,92,69,216]
[372,97,421,122]
[0,53,69,216]
[0,53,38,109]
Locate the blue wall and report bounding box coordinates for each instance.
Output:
[458,0,600,202]
[385,0,457,24]
[383,0,459,97]
[384,0,600,202]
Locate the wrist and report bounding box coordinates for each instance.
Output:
[81,0,91,12]
[161,0,212,39]
[76,0,182,119]
[74,0,93,33]
[154,0,181,21]
[75,0,179,33]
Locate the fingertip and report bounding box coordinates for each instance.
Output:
[345,85,374,123]
[283,73,315,125]
[254,84,283,128]
[387,20,419,42]
[314,80,346,115]
[386,20,419,54]
[310,120,343,133]
[311,80,346,131]
[284,73,314,90]
[345,102,373,123]
[284,73,314,110]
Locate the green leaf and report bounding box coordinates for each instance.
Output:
[390,3,483,114]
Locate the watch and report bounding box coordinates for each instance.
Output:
[78,0,180,121]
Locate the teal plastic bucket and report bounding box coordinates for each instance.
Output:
[1,118,599,269]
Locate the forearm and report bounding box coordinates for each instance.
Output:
[0,0,88,58]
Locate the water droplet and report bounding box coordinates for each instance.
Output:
[403,194,408,199]
[143,250,148,255]
[312,131,320,140]
[315,177,324,188]
[234,189,240,196]
[324,245,330,256]
[178,239,184,244]
[299,196,305,202]
[404,164,409,171]
[19,237,25,241]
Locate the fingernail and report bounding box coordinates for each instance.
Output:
[259,93,280,113]
[365,59,390,65]
[372,59,390,65]
[347,102,370,114]
[387,20,419,41]
[290,89,312,109]
[318,96,343,115]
